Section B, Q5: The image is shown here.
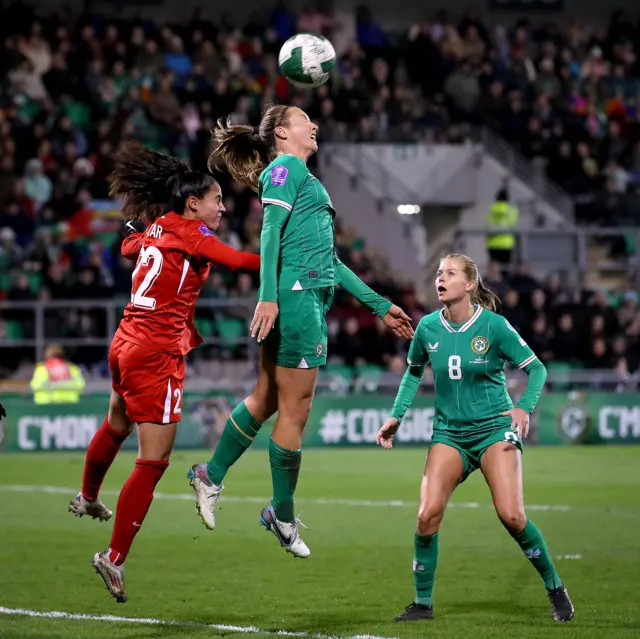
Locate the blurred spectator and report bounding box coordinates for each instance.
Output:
[486,187,518,265]
[30,344,85,404]
[483,260,509,300]
[551,314,582,363]
[24,159,52,209]
[501,289,527,333]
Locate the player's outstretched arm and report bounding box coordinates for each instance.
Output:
[334,256,414,339]
[377,362,425,449]
[197,236,260,271]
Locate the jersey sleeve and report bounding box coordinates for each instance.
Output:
[497,316,537,370]
[406,319,430,368]
[185,225,260,270]
[259,155,306,212]
[121,233,142,259]
[334,255,392,318]
[391,318,429,422]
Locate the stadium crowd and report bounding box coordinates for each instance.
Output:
[0,1,639,378]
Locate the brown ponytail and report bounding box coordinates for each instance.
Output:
[443,253,501,312]
[209,104,291,192]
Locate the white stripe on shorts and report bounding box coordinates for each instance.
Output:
[162,380,172,423]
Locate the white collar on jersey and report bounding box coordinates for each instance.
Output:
[439,305,483,333]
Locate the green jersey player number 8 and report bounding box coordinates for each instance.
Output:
[377,253,574,624]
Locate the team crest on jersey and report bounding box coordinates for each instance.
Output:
[315,342,325,356]
[471,336,490,355]
[271,165,288,186]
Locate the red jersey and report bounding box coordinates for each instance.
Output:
[116,212,259,356]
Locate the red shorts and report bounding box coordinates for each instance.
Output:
[109,336,185,424]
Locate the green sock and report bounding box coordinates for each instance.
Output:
[206,402,263,486]
[414,532,438,607]
[269,438,302,522]
[510,519,562,590]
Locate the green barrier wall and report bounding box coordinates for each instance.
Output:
[1,391,639,452]
[537,391,640,444]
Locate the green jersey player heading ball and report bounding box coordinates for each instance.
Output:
[187,104,413,558]
[377,253,574,623]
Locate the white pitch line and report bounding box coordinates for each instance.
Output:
[0,484,574,511]
[0,606,399,639]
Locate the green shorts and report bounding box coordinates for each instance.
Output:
[431,421,524,482]
[262,286,334,369]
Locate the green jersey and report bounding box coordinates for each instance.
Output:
[258,154,336,295]
[396,306,539,431]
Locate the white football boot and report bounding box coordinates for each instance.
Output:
[92,550,127,603]
[69,493,113,521]
[187,464,224,530]
[260,505,310,558]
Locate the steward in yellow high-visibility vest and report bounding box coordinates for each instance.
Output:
[30,345,85,404]
[486,189,518,264]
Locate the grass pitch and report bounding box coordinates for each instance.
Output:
[0,447,639,638]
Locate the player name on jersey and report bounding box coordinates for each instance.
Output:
[147,223,163,239]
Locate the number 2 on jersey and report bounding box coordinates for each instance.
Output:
[131,246,163,310]
[448,355,462,380]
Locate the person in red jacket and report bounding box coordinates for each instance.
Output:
[68,141,259,603]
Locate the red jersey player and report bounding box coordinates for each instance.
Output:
[68,141,259,603]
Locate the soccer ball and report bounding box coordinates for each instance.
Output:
[278,33,336,88]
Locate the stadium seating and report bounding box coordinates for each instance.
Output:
[0,3,639,381]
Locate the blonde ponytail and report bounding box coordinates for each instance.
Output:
[473,273,500,311]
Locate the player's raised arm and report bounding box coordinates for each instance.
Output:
[377,320,429,448]
[334,255,414,339]
[497,317,548,437]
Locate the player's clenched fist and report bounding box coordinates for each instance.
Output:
[376,417,400,449]
[251,301,279,342]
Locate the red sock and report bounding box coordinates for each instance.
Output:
[108,459,168,566]
[82,417,129,501]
